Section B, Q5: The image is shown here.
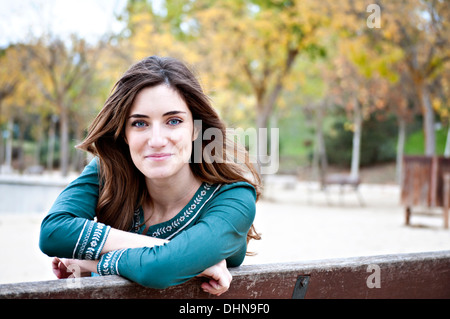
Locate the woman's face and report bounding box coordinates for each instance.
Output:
[125,84,198,181]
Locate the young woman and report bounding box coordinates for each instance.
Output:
[39,56,261,296]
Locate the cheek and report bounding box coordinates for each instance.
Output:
[170,127,194,145]
[125,133,145,153]
[170,129,193,155]
[169,131,183,143]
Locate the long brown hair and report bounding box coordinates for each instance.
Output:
[77,56,261,246]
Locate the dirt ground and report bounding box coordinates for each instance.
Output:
[0,175,449,285]
[246,177,450,265]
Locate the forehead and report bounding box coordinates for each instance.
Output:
[129,84,190,115]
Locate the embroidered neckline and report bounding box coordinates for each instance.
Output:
[131,183,220,239]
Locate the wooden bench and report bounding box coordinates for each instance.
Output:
[401,156,450,229]
[322,173,364,206]
[1,250,449,299]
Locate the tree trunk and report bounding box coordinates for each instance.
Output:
[17,121,25,173]
[34,118,44,166]
[60,105,69,177]
[396,116,406,184]
[313,101,328,185]
[255,103,279,175]
[71,122,85,172]
[445,124,450,158]
[256,108,270,175]
[256,107,269,167]
[350,97,362,179]
[5,118,13,172]
[420,84,436,156]
[47,115,57,171]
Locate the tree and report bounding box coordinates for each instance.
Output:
[190,0,327,171]
[25,35,103,176]
[380,0,450,156]
[325,0,432,179]
[119,0,200,64]
[0,44,26,172]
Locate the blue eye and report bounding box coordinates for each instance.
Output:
[131,120,147,128]
[168,118,182,126]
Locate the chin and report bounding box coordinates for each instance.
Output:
[134,157,190,181]
[140,168,174,180]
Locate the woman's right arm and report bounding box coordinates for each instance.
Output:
[39,158,166,260]
[40,158,231,295]
[39,158,107,259]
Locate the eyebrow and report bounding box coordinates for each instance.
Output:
[128,111,187,119]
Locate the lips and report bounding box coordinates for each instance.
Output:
[145,153,173,161]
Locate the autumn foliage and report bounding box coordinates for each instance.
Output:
[0,0,449,176]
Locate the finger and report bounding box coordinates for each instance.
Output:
[210,279,221,290]
[52,258,65,279]
[201,281,215,294]
[52,257,72,279]
[201,279,220,291]
[201,279,227,296]
[52,257,61,269]
[52,266,62,279]
[201,281,220,295]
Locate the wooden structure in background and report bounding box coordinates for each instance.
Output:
[401,156,450,229]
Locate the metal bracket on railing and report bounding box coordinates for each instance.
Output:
[292,275,310,299]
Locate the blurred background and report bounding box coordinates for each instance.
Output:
[0,0,449,284]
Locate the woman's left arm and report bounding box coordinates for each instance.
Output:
[97,184,257,289]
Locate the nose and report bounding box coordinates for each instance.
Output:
[148,123,168,148]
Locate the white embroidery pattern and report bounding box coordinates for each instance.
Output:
[151,183,213,238]
[130,183,220,239]
[97,248,126,276]
[73,220,110,260]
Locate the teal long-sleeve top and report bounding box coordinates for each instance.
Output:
[39,158,257,288]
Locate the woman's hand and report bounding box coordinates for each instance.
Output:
[197,260,232,296]
[51,257,97,279]
[52,257,72,279]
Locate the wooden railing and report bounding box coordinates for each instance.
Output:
[1,250,449,299]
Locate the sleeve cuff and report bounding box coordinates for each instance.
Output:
[73,220,111,260]
[97,249,127,276]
